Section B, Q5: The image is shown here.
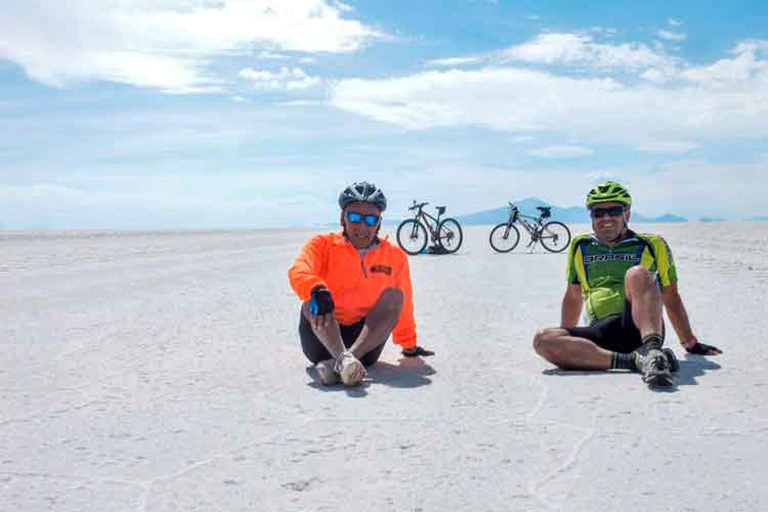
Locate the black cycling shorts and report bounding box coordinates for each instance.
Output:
[299,311,385,367]
[565,300,662,354]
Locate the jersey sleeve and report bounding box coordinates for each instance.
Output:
[566,239,581,284]
[652,236,678,287]
[287,235,329,301]
[391,250,417,349]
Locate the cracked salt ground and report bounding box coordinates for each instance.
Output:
[1,225,766,511]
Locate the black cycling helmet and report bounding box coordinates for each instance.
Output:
[338,181,387,212]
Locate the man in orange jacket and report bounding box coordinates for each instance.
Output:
[288,181,433,386]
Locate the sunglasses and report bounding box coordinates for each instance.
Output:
[590,206,625,219]
[346,211,380,226]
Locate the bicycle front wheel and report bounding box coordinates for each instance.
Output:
[436,218,463,254]
[539,221,571,253]
[489,223,520,253]
[396,219,428,255]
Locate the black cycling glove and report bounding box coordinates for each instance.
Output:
[686,342,722,355]
[309,288,335,316]
[402,346,435,357]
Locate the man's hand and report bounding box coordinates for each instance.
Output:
[402,346,435,357]
[309,288,334,316]
[682,336,722,355]
[308,287,335,331]
[686,342,723,355]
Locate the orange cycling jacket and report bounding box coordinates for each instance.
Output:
[288,232,417,349]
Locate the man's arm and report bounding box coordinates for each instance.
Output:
[660,283,696,348]
[560,284,583,328]
[661,283,721,354]
[288,236,328,301]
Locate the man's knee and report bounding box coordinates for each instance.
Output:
[378,287,404,314]
[625,266,655,290]
[533,328,566,358]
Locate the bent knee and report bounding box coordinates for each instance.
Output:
[625,266,655,287]
[533,328,566,356]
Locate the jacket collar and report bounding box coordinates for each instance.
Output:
[330,230,387,249]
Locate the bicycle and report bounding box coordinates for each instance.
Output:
[396,201,464,255]
[489,202,571,253]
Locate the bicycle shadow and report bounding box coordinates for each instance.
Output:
[305,357,436,394]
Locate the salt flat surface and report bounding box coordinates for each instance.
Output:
[1,223,766,511]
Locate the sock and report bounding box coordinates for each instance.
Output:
[639,334,663,353]
[611,352,636,371]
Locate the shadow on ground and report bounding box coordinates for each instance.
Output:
[541,354,721,391]
[676,355,722,386]
[305,356,436,395]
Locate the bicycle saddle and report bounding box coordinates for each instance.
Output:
[436,206,446,215]
[537,206,551,218]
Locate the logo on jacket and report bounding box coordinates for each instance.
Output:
[370,265,392,275]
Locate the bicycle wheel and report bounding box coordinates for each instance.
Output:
[489,223,520,253]
[539,221,571,253]
[396,219,428,255]
[436,218,463,254]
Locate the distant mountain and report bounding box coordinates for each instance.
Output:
[699,216,726,222]
[648,213,688,223]
[455,198,688,225]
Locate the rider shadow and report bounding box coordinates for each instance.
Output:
[541,355,721,391]
[367,357,436,389]
[675,355,721,386]
[305,357,436,394]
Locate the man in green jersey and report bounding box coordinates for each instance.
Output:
[533,181,721,387]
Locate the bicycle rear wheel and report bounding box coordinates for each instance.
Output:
[489,223,520,253]
[396,219,428,255]
[539,221,571,253]
[436,218,463,253]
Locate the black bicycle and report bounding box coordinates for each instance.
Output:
[489,202,571,253]
[396,201,463,255]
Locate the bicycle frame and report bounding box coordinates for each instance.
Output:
[410,203,445,241]
[490,202,570,254]
[506,203,548,244]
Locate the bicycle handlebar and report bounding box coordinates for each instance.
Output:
[409,201,429,211]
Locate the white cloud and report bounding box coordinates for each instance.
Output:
[623,160,768,217]
[238,67,321,91]
[511,135,534,143]
[329,37,768,153]
[657,30,687,42]
[0,0,383,93]
[425,56,484,68]
[636,140,699,153]
[500,33,674,71]
[526,145,593,158]
[679,41,768,86]
[667,18,684,26]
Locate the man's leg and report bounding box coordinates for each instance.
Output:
[532,328,613,370]
[624,266,663,340]
[623,267,674,386]
[349,287,403,362]
[300,287,403,385]
[300,302,346,360]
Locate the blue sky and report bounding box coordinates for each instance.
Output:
[1,0,767,228]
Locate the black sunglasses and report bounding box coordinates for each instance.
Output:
[590,206,625,218]
[346,211,380,226]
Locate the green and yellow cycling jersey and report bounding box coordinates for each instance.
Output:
[566,230,677,324]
